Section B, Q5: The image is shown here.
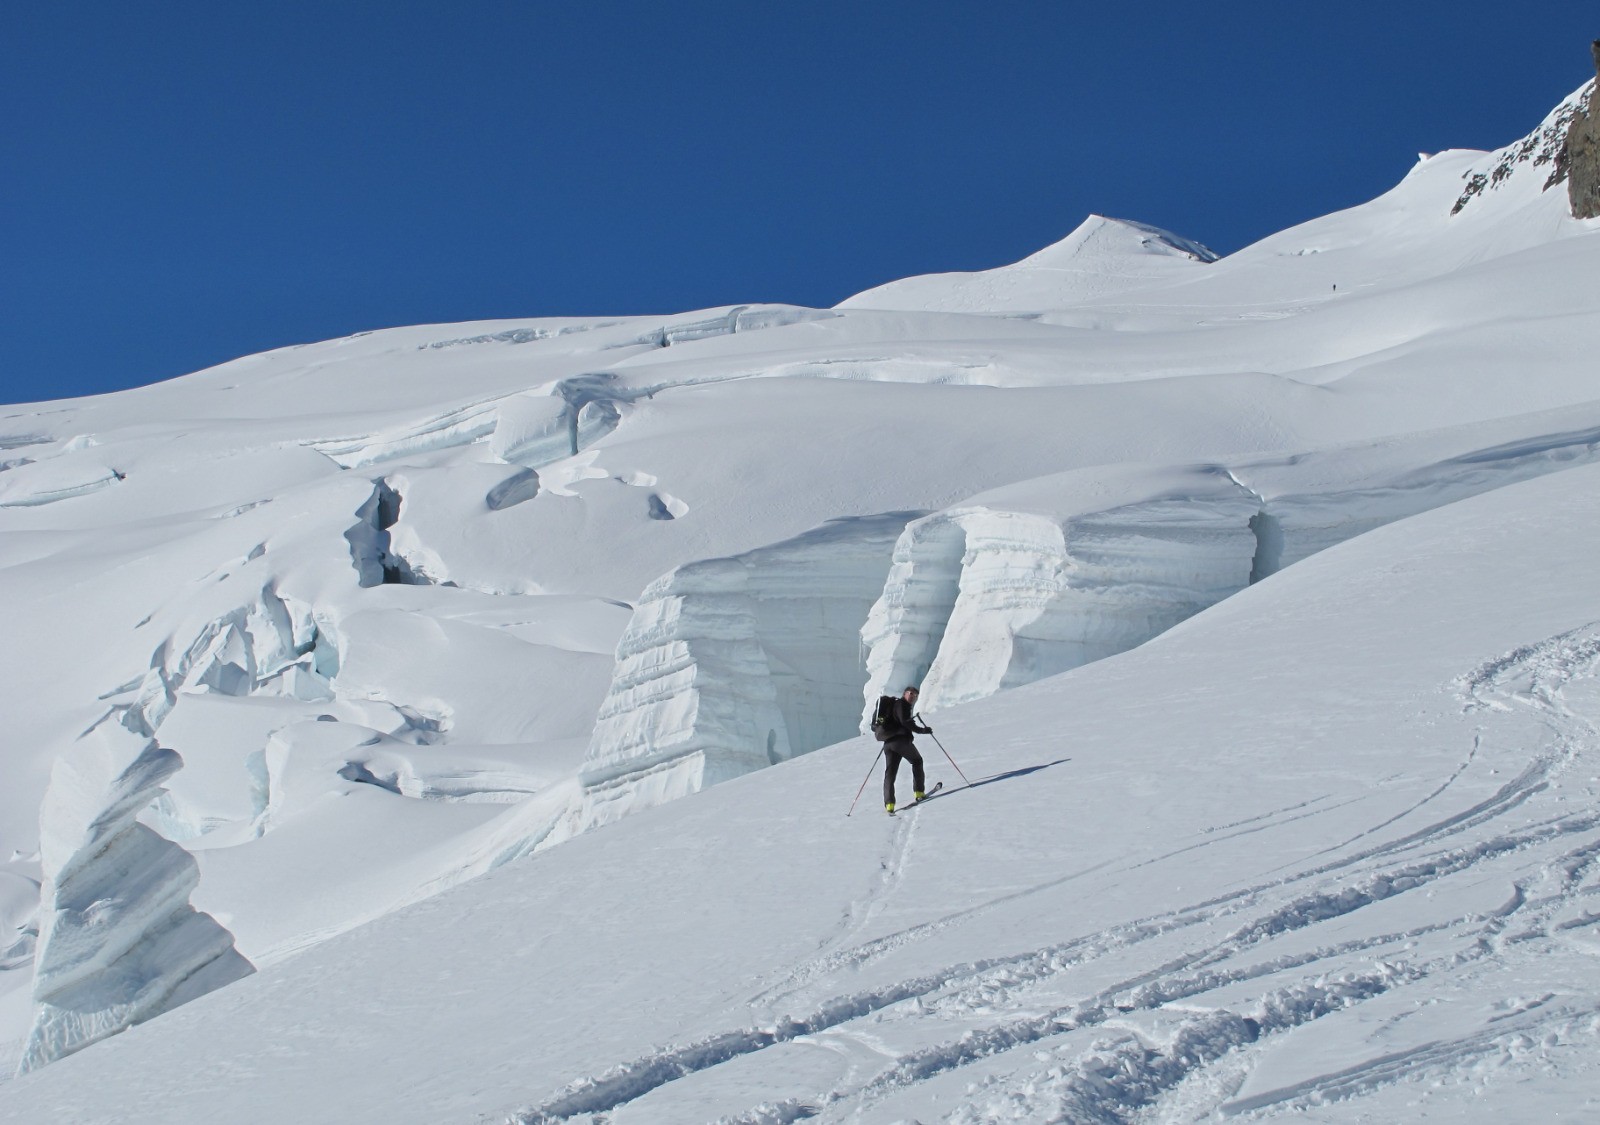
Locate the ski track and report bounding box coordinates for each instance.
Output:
[1217,999,1600,1118]
[749,805,921,1010]
[505,627,1600,1124]
[1300,734,1482,862]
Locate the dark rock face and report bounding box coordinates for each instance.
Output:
[1567,41,1600,219]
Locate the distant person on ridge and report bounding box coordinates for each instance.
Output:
[883,686,933,814]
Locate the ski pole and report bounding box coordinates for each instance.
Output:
[846,747,885,817]
[924,728,974,789]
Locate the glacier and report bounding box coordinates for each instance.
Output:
[0,58,1596,1125]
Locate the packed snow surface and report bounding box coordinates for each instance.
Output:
[0,73,1597,1122]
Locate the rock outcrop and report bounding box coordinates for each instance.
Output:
[1566,42,1600,219]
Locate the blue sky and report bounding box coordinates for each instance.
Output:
[2,2,1594,405]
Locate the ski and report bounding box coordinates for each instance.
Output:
[887,781,945,815]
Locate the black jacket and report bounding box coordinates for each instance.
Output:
[888,697,932,741]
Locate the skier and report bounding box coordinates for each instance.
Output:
[883,686,933,814]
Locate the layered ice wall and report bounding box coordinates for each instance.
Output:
[574,515,913,830]
[576,421,1600,820]
[864,469,1261,714]
[18,723,252,1074]
[864,426,1600,719]
[925,500,1259,708]
[859,518,969,714]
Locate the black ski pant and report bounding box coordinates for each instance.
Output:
[883,740,925,805]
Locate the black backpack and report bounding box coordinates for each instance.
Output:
[870,695,900,741]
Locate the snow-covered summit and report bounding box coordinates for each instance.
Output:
[837,214,1217,314]
[1014,213,1218,268]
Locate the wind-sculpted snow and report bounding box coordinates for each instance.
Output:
[487,394,572,468]
[308,380,625,477]
[17,723,251,1074]
[1237,418,1600,573]
[490,378,623,469]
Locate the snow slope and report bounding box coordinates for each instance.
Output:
[4,452,1600,1123]
[0,68,1596,1120]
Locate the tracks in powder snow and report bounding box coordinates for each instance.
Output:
[506,626,1600,1123]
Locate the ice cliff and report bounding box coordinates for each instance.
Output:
[572,515,913,831]
[17,723,252,1074]
[572,411,1600,831]
[865,423,1600,720]
[863,468,1262,714]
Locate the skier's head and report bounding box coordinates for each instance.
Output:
[902,686,919,702]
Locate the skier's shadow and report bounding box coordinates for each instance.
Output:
[930,757,1070,800]
[970,757,1071,788]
